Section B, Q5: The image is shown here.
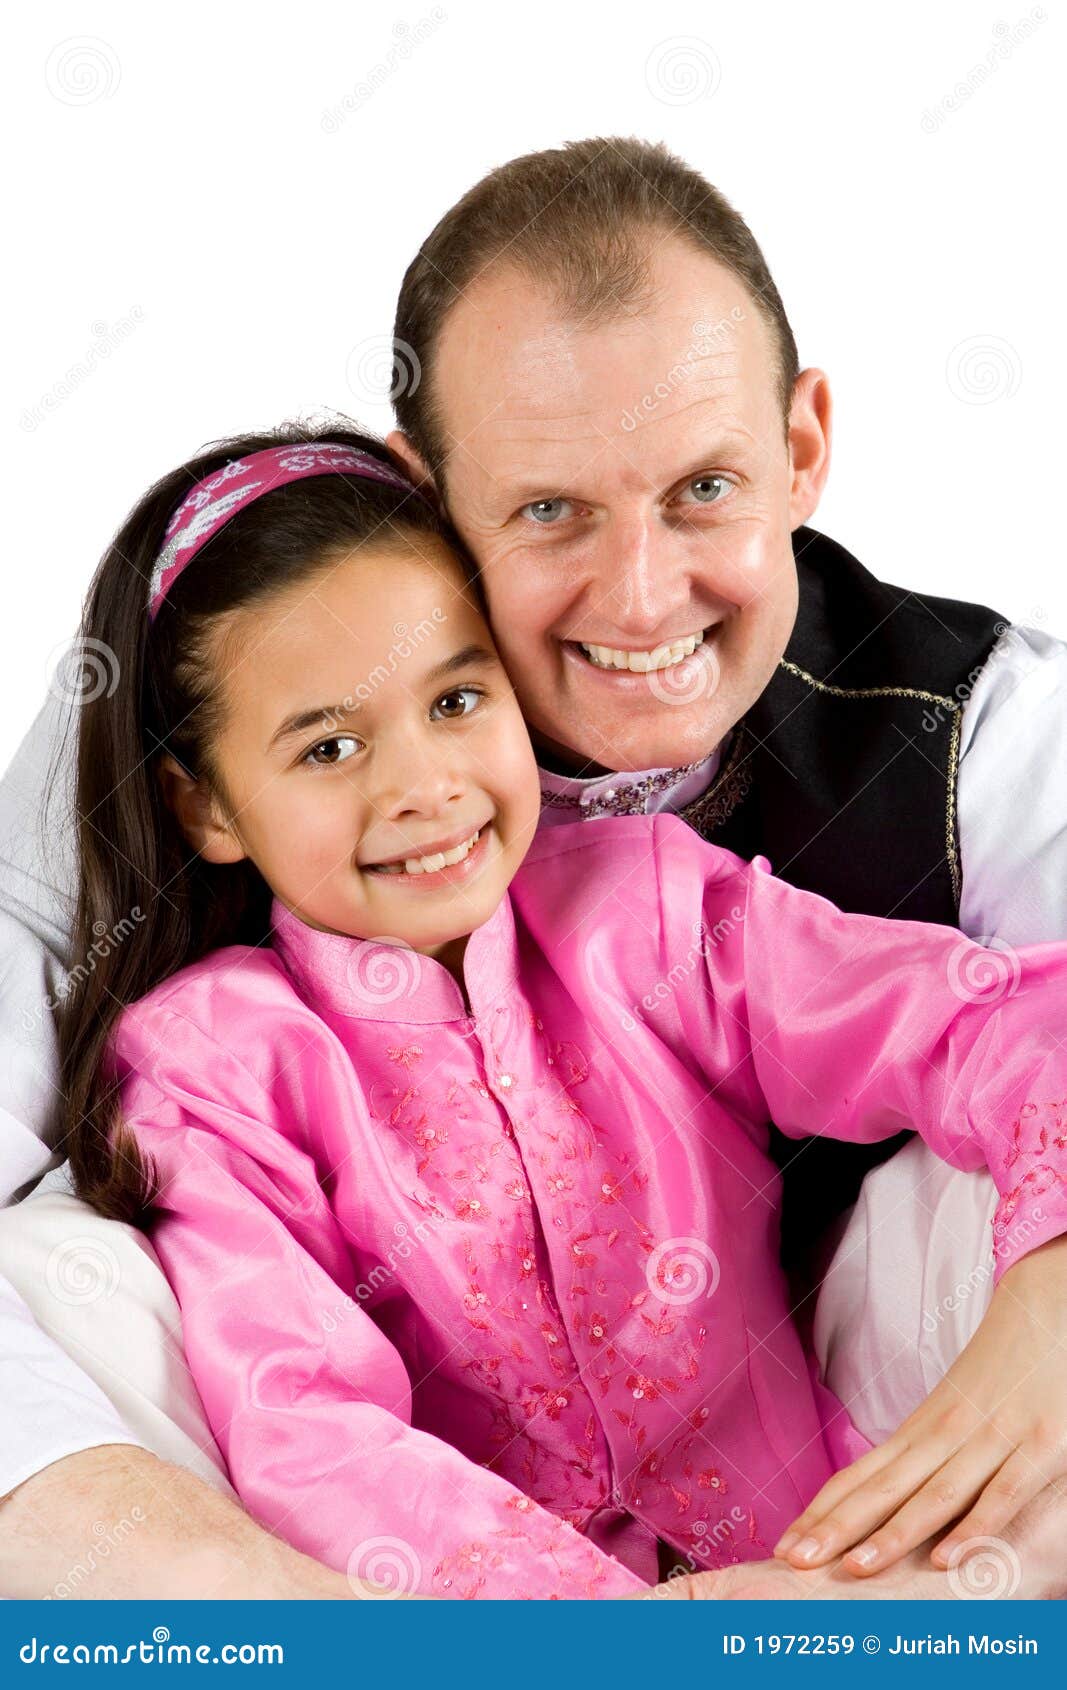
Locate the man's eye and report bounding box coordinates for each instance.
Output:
[521,497,573,525]
[677,474,732,506]
[431,687,484,721]
[303,735,361,767]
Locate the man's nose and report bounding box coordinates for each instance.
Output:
[589,512,691,637]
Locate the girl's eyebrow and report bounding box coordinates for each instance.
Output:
[268,644,498,750]
[423,642,497,685]
[269,703,360,749]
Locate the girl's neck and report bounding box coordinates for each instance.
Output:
[428,933,472,1007]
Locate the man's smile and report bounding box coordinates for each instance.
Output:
[574,627,706,673]
[560,622,724,690]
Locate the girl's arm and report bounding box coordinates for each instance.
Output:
[111,1009,645,1603]
[730,851,1067,1275]
[679,833,1067,1578]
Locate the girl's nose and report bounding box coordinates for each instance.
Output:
[378,745,468,821]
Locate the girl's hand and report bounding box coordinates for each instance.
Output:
[773,1236,1067,1576]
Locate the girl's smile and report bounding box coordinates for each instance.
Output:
[360,818,494,886]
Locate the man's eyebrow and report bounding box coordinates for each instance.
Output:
[267,644,498,750]
[490,432,756,508]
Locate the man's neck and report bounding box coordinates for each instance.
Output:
[533,739,617,780]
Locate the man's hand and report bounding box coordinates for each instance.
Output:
[774,1236,1067,1576]
[0,1444,397,1599]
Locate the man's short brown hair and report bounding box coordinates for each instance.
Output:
[392,135,800,477]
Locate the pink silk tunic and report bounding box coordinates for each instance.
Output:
[107,815,1067,1599]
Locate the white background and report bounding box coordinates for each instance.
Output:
[4,0,1063,776]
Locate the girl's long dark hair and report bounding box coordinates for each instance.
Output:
[60,421,449,1222]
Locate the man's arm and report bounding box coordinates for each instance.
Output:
[0,1444,374,1599]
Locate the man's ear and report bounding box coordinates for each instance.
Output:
[786,367,833,529]
[157,755,246,865]
[386,431,435,492]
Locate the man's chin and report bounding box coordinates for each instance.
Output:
[532,715,729,779]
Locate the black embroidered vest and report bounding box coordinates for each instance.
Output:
[678,525,1006,1265]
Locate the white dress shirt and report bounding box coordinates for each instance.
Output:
[0,624,1064,1497]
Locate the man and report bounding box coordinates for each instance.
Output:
[2,137,1065,1599]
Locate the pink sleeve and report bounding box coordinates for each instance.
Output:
[727,852,1067,1280]
[111,1005,645,1601]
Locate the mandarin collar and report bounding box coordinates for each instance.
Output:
[538,744,724,821]
[269,890,521,1023]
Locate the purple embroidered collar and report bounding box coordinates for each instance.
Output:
[538,746,723,821]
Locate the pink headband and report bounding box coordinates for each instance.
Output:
[147,442,421,621]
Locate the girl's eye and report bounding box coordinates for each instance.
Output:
[521,497,574,525]
[430,687,484,721]
[303,735,362,767]
[677,474,732,506]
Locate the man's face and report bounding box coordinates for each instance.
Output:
[393,238,830,775]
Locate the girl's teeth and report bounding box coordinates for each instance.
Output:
[580,632,705,671]
[397,828,482,876]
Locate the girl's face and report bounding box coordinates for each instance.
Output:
[187,534,542,962]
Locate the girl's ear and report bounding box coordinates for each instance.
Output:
[157,755,246,865]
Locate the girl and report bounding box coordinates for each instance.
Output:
[62,424,1067,1600]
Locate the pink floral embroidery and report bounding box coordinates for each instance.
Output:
[994,1097,1067,1256]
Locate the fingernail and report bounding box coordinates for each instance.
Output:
[848,1543,880,1568]
[789,1536,822,1564]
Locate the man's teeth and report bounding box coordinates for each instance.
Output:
[374,828,483,876]
[578,631,705,672]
